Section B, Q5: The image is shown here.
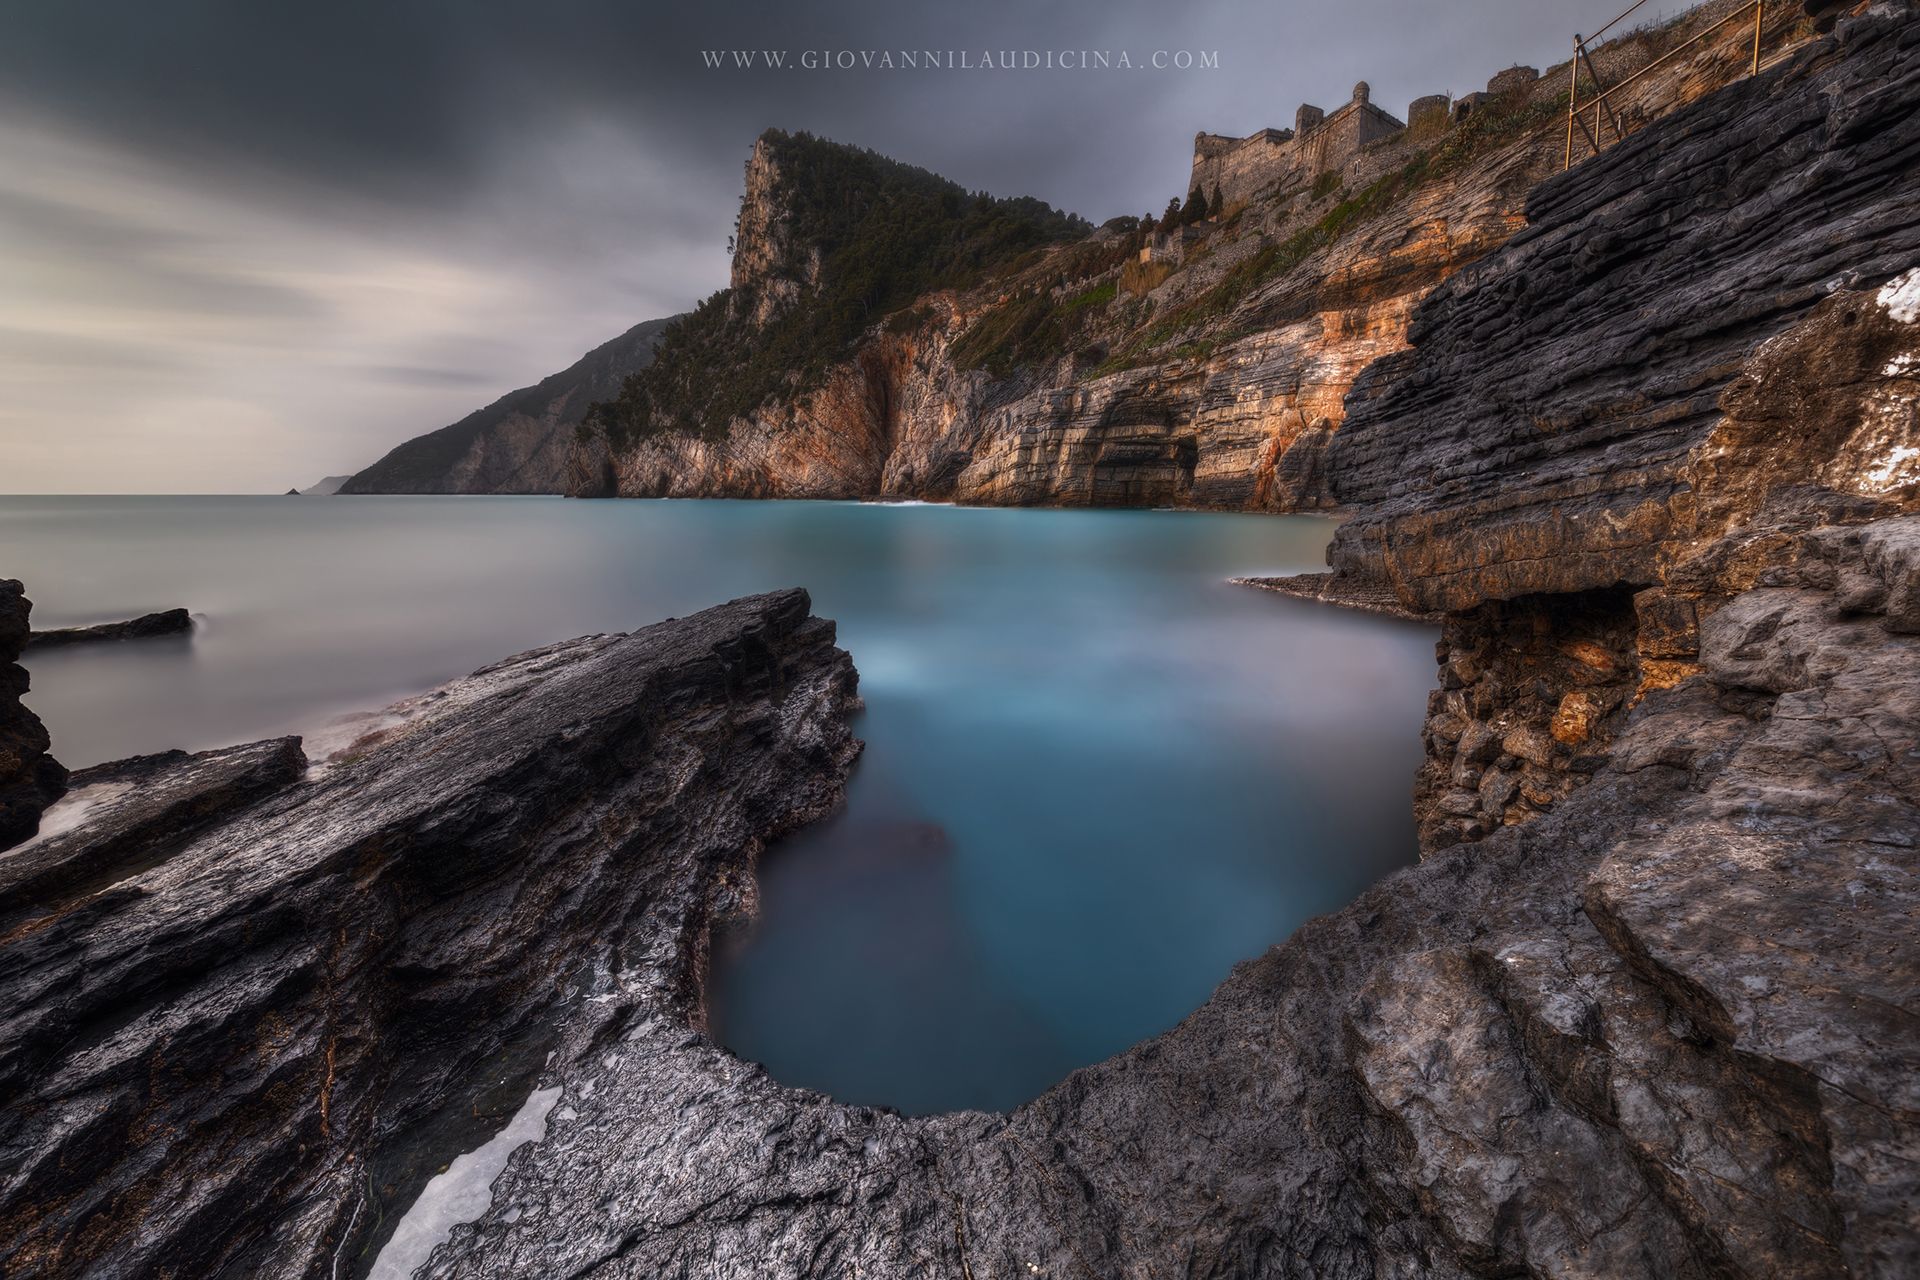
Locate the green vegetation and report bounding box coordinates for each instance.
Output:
[950,279,1117,377]
[1097,158,1431,376]
[587,130,1087,445]
[1427,91,1564,176]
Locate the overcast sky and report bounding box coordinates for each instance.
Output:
[0,0,1682,493]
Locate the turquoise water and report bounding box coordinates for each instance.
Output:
[1,496,1433,1114]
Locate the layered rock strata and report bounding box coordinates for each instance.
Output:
[1326,11,1920,850]
[1327,14,1920,609]
[0,591,860,1278]
[406,514,1917,1280]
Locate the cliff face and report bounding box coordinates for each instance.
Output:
[1327,15,1920,610]
[570,1,1810,508]
[8,11,1916,1280]
[339,317,674,494]
[0,580,65,850]
[572,144,1537,506]
[1323,11,1919,852]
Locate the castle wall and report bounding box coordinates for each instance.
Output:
[1188,83,1409,209]
[1188,128,1295,207]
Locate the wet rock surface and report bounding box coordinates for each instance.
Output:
[0,580,65,851]
[26,607,193,649]
[416,520,1916,1280]
[0,590,860,1278]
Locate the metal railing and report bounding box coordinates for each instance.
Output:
[1564,0,1766,169]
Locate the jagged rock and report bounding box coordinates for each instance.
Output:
[0,579,65,850]
[397,517,1917,1280]
[0,590,860,1278]
[0,737,306,922]
[1328,13,1920,612]
[25,607,192,649]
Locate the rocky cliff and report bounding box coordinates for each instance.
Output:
[1326,6,1919,851]
[412,14,1914,1278]
[568,1,1811,508]
[0,581,65,850]
[339,317,675,494]
[5,8,1916,1280]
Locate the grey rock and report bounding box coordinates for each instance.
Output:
[0,590,860,1278]
[26,607,192,649]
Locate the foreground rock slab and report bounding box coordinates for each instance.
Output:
[0,589,860,1278]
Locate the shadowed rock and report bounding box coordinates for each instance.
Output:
[0,589,860,1278]
[1327,11,1920,612]
[0,579,65,850]
[26,608,193,649]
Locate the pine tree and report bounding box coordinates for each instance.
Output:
[1180,188,1205,225]
[1208,185,1224,219]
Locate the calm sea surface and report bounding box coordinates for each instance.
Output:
[1,495,1433,1114]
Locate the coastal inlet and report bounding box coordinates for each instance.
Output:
[4,493,1435,1113]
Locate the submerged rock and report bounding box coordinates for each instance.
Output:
[25,607,193,649]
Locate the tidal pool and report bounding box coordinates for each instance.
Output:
[3,495,1434,1114]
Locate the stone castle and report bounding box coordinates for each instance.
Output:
[1190,67,1540,207]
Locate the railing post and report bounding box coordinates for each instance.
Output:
[1751,0,1764,75]
[1566,34,1581,170]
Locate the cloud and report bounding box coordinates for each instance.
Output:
[0,0,1608,492]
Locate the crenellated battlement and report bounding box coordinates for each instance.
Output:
[1190,65,1546,207]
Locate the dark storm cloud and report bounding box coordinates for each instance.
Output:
[1,0,1603,220]
[0,0,1612,492]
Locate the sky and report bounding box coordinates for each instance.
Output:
[0,0,1694,493]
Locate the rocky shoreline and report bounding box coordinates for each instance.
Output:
[1,7,1916,1279]
[0,590,861,1278]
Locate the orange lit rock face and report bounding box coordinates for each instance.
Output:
[571,51,1580,511]
[573,150,1538,509]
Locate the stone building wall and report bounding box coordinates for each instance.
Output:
[1187,128,1294,207]
[1187,81,1411,207]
